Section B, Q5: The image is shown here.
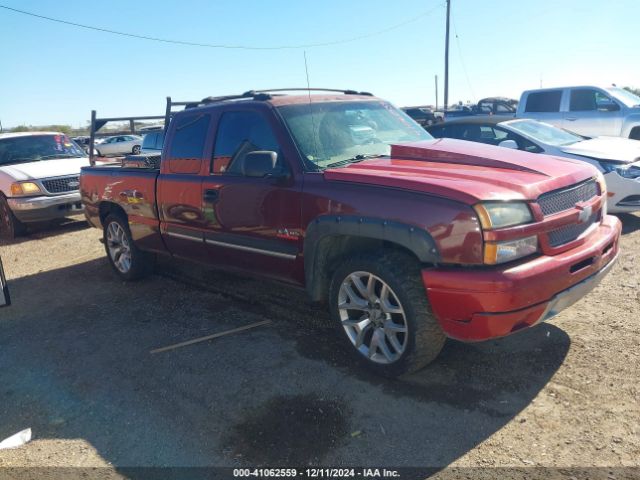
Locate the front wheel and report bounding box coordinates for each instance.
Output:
[329,251,445,377]
[103,214,154,280]
[132,145,141,154]
[0,195,27,240]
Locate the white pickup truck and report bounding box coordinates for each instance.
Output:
[0,132,89,239]
[516,86,640,139]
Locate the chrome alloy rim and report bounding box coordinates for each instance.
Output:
[106,222,132,273]
[337,271,408,364]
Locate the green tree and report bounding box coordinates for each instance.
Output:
[624,86,640,97]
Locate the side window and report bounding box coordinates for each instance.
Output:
[168,113,211,174]
[570,89,599,111]
[212,111,281,175]
[460,124,483,142]
[496,103,511,113]
[446,124,469,139]
[428,126,444,138]
[569,89,619,112]
[525,91,562,113]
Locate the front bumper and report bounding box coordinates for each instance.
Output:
[7,192,84,222]
[423,215,621,341]
[604,171,640,213]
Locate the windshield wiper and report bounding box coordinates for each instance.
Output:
[326,154,386,169]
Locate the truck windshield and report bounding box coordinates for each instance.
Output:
[278,100,432,169]
[606,87,640,108]
[0,134,86,167]
[506,119,583,147]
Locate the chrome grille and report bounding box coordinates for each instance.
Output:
[548,212,599,247]
[538,179,598,216]
[42,176,80,194]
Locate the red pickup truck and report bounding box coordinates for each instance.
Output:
[80,89,621,377]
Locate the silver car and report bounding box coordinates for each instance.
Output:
[516,86,640,140]
[95,135,142,157]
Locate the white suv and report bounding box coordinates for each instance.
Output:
[0,132,89,239]
[516,86,640,139]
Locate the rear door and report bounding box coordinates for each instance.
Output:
[565,88,624,137]
[200,107,303,283]
[521,90,565,128]
[156,111,213,263]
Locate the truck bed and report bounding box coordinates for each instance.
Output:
[80,164,162,250]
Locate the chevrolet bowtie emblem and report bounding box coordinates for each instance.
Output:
[577,205,592,223]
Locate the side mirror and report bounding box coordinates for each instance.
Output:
[0,257,10,308]
[498,139,519,149]
[242,151,280,178]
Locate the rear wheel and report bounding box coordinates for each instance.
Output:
[0,195,27,240]
[329,251,445,377]
[629,127,640,141]
[103,214,154,280]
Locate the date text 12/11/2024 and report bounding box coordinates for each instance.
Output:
[233,468,401,478]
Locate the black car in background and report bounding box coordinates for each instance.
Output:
[402,106,438,128]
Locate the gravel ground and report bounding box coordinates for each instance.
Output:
[0,215,638,479]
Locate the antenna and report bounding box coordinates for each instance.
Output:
[304,51,319,162]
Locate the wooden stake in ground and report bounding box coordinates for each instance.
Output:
[150,320,272,354]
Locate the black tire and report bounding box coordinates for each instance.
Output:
[329,250,445,377]
[629,127,640,141]
[96,149,103,157]
[132,145,141,154]
[103,214,154,281]
[0,195,27,240]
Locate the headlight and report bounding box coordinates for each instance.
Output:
[600,161,640,179]
[473,201,533,229]
[10,182,42,196]
[484,236,539,265]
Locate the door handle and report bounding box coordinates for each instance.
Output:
[565,117,577,121]
[203,189,219,203]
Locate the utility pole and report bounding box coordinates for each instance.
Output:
[435,75,439,110]
[444,0,451,110]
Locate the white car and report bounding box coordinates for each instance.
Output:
[0,132,89,238]
[427,117,640,213]
[94,135,142,157]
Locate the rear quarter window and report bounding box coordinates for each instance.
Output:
[168,113,211,174]
[525,91,563,113]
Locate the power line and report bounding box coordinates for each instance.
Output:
[0,3,443,51]
[450,11,476,102]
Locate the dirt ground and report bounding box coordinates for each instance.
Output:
[0,215,638,479]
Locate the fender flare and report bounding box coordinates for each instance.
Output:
[304,215,440,300]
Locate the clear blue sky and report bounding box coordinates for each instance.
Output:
[1,0,638,128]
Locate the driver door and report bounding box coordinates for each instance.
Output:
[564,88,623,137]
[201,109,303,283]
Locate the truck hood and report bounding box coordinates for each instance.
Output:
[324,139,595,204]
[560,136,640,163]
[0,157,89,181]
